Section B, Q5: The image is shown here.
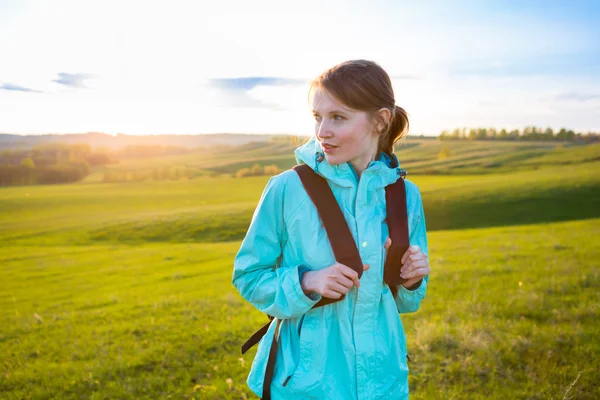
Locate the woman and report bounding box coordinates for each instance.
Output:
[232,59,430,399]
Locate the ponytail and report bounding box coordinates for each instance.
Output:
[378,105,409,158]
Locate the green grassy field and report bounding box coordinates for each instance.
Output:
[1,140,599,399]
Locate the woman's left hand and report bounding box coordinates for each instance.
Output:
[384,238,430,289]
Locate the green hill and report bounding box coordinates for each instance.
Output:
[79,140,600,184]
[2,159,598,246]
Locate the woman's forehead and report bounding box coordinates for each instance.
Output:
[310,88,354,113]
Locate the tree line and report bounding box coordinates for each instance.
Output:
[0,143,116,186]
[438,127,598,142]
[0,144,204,186]
[235,164,281,178]
[102,167,194,183]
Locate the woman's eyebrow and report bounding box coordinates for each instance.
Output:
[312,109,350,115]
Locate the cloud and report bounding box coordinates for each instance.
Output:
[205,76,307,110]
[0,83,43,93]
[207,77,306,91]
[52,72,94,88]
[553,91,600,102]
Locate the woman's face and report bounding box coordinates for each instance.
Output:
[310,88,379,171]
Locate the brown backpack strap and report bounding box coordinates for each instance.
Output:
[293,164,364,307]
[383,176,410,297]
[241,315,273,355]
[293,165,363,276]
[261,318,282,400]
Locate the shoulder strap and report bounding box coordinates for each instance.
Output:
[293,164,364,276]
[383,177,410,296]
[293,164,364,307]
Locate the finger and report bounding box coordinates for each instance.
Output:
[401,253,427,273]
[402,258,429,274]
[402,265,430,280]
[401,259,427,278]
[334,274,355,289]
[327,282,351,296]
[324,289,343,299]
[402,270,428,282]
[338,264,362,287]
[401,245,421,264]
[363,264,370,271]
[384,237,392,250]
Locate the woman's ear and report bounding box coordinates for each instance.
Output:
[376,108,392,133]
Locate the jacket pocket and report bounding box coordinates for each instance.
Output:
[281,314,306,386]
[375,298,409,378]
[281,312,320,391]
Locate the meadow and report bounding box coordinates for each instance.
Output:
[1,139,599,399]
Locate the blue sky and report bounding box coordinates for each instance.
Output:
[0,0,598,135]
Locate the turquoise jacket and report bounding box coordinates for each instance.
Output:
[232,137,429,399]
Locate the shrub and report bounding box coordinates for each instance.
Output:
[438,146,452,159]
[263,165,280,175]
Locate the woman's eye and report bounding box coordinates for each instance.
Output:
[314,115,322,121]
[334,115,344,121]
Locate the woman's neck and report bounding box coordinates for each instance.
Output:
[350,147,379,179]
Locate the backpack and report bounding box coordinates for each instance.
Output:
[241,164,414,399]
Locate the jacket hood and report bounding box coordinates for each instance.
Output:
[294,136,407,189]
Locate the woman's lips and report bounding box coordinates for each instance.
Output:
[322,143,338,153]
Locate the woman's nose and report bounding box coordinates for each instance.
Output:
[316,120,333,139]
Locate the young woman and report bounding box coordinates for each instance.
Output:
[232,59,430,399]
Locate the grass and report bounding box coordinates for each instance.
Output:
[0,140,599,399]
[404,218,599,399]
[1,220,598,399]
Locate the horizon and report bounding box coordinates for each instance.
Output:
[1,0,599,136]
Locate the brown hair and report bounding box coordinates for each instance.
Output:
[308,59,409,159]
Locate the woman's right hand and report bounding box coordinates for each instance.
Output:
[301,263,370,299]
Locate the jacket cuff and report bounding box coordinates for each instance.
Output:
[397,278,426,297]
[293,265,322,304]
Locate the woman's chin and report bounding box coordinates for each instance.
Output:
[324,154,345,165]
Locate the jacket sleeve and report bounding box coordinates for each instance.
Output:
[395,186,429,314]
[232,175,322,319]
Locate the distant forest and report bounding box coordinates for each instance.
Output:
[0,143,115,186]
[0,127,598,186]
[0,143,201,186]
[438,126,598,142]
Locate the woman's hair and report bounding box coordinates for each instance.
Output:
[308,59,409,158]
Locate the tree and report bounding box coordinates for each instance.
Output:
[543,128,554,141]
[556,128,568,141]
[251,163,263,176]
[236,168,252,178]
[21,157,35,169]
[263,165,280,175]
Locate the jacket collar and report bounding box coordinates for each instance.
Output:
[294,136,407,189]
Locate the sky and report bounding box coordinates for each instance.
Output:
[0,0,599,136]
